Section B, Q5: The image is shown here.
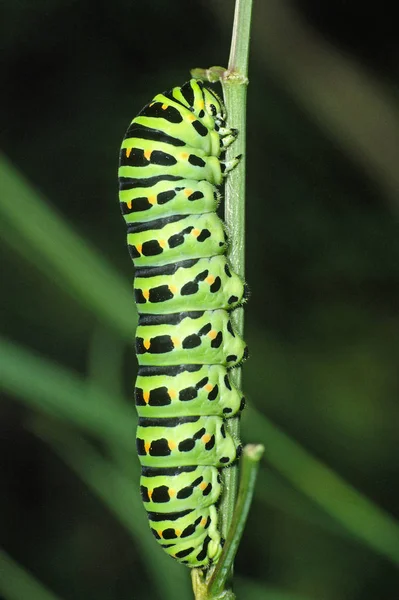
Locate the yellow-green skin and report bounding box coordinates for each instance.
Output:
[118,79,247,567]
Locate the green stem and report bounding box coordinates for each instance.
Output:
[208,445,265,597]
[226,0,253,77]
[190,446,264,600]
[216,0,253,580]
[218,78,247,548]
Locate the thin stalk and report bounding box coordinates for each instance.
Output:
[227,0,253,76]
[190,446,263,600]
[207,445,265,596]
[218,80,247,548]
[217,0,253,579]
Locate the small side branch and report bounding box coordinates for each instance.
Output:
[207,444,265,597]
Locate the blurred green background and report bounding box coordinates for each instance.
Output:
[1,1,398,599]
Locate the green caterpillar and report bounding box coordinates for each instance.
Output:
[118,79,247,567]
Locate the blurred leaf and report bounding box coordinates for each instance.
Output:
[86,325,135,468]
[256,470,352,541]
[235,577,315,600]
[30,421,191,600]
[0,153,136,340]
[243,405,399,566]
[0,548,65,600]
[0,336,136,450]
[87,325,127,400]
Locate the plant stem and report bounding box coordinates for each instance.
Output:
[227,0,253,77]
[207,445,265,597]
[217,0,253,576]
[218,79,246,548]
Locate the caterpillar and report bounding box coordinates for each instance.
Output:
[118,78,247,568]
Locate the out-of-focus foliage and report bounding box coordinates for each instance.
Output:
[1,1,398,600]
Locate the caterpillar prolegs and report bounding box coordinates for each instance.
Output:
[118,79,247,568]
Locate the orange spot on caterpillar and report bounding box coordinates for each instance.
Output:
[169,285,177,294]
[143,290,150,300]
[168,440,177,450]
[148,196,156,205]
[143,391,150,404]
[199,482,207,491]
[192,229,201,237]
[159,240,167,248]
[168,489,176,498]
[208,330,217,340]
[205,384,213,392]
[202,434,211,444]
[144,149,152,161]
[171,337,180,348]
[184,189,193,197]
[157,529,163,538]
[180,152,189,160]
[126,200,132,209]
[168,389,177,399]
[161,103,168,110]
[143,340,150,350]
[206,275,215,285]
[144,441,151,453]
[175,529,182,536]
[136,244,142,255]
[125,147,132,158]
[187,114,196,121]
[148,489,153,499]
[200,518,207,527]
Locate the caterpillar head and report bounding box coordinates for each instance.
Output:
[181,79,226,131]
[202,87,226,129]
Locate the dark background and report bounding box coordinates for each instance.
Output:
[1,1,398,599]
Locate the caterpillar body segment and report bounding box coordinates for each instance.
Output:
[134,255,245,314]
[127,211,227,268]
[118,78,247,567]
[135,364,245,418]
[136,414,239,468]
[135,309,247,368]
[120,179,220,224]
[140,464,222,513]
[119,143,224,186]
[149,504,222,567]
